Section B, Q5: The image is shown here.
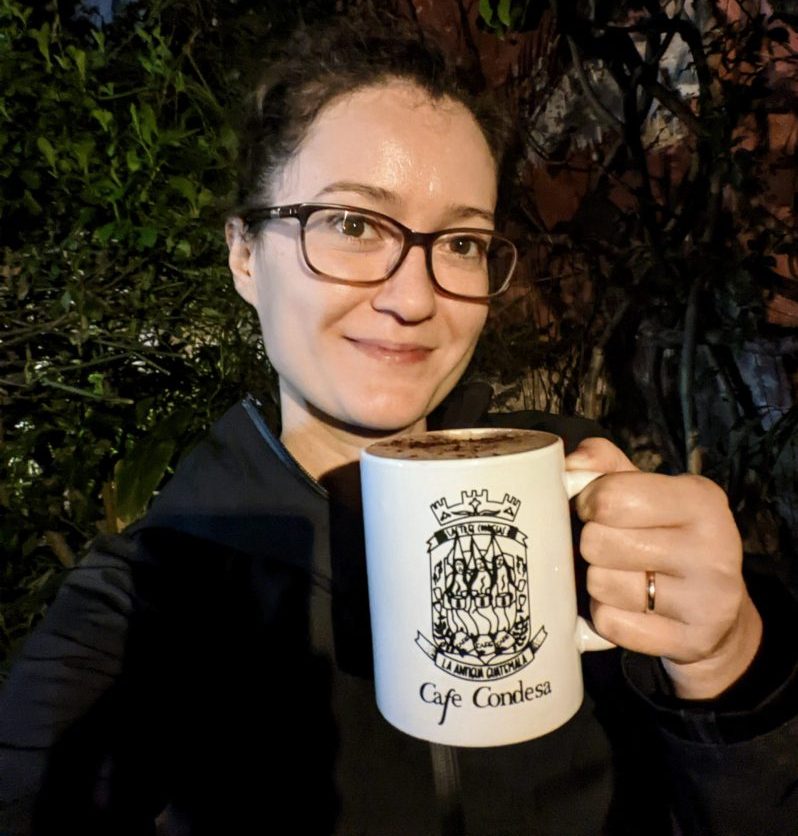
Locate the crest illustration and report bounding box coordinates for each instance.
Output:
[415,490,547,681]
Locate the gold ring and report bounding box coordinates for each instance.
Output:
[645,571,656,613]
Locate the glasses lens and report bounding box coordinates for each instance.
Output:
[304,208,403,282]
[432,232,516,298]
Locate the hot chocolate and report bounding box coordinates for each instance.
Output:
[366,428,558,461]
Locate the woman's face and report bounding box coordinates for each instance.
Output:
[229,81,497,437]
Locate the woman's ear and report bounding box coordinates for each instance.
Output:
[226,217,258,306]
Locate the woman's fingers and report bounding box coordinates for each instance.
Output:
[580,514,742,575]
[564,436,637,474]
[565,437,762,696]
[587,566,683,620]
[588,600,684,658]
[580,521,689,574]
[586,565,745,629]
[575,471,735,530]
[588,601,714,663]
[588,595,762,679]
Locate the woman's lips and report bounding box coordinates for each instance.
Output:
[346,338,432,363]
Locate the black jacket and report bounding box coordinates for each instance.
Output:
[2,395,797,835]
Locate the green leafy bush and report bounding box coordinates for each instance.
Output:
[0,0,273,665]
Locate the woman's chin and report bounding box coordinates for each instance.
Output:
[339,398,432,437]
[351,410,427,437]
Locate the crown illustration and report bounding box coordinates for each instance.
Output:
[430,489,520,525]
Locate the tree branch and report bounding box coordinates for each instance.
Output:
[680,276,702,474]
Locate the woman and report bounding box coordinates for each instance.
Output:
[1,16,796,836]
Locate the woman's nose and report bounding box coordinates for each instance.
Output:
[370,245,436,323]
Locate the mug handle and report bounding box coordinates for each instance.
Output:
[562,469,616,653]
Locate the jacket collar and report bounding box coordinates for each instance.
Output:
[134,395,329,569]
[133,383,497,566]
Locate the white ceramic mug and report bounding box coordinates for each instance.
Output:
[360,427,614,747]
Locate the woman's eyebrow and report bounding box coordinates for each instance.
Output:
[314,181,396,203]
[314,181,495,226]
[444,204,495,225]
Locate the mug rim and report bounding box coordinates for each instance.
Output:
[362,427,562,462]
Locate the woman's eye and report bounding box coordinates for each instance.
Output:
[311,210,392,253]
[333,213,379,239]
[447,236,486,258]
[341,214,368,237]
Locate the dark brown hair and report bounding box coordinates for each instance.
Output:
[232,13,515,214]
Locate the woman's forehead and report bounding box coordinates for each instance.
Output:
[271,81,498,216]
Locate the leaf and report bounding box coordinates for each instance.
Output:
[20,168,41,189]
[138,226,157,247]
[21,534,40,558]
[36,135,56,168]
[31,23,51,70]
[126,149,141,172]
[131,101,157,148]
[3,1,31,25]
[115,437,176,523]
[91,108,113,132]
[71,139,95,175]
[219,123,237,152]
[66,46,86,82]
[158,127,194,148]
[94,222,117,244]
[498,0,512,26]
[139,102,157,146]
[88,372,105,396]
[149,407,195,444]
[174,239,192,258]
[129,102,141,136]
[22,189,42,215]
[169,175,197,205]
[16,274,29,300]
[479,0,494,25]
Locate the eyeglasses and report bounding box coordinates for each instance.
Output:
[240,203,517,301]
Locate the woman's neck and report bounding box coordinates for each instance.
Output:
[279,388,427,481]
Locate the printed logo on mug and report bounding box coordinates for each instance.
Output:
[360,428,614,747]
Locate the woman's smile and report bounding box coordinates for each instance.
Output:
[344,336,434,364]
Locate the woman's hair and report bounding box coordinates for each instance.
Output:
[233,12,515,213]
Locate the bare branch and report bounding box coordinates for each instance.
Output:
[565,35,625,132]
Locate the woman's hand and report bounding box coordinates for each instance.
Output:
[565,437,763,700]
